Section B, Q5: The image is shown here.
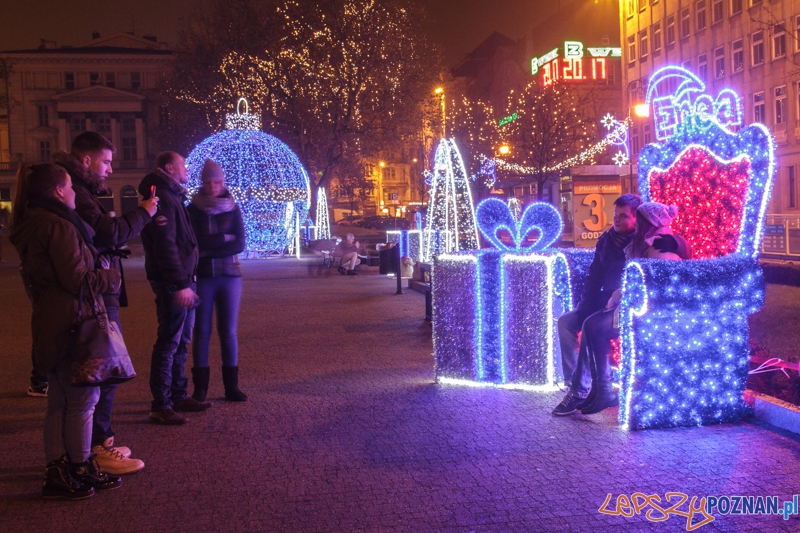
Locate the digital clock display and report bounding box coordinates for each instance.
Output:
[531,41,621,87]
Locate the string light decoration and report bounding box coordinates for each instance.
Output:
[186,101,311,255]
[388,229,454,264]
[225,97,261,130]
[617,66,775,430]
[433,200,575,389]
[316,188,331,240]
[424,139,480,259]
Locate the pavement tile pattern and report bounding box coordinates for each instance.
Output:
[1,248,799,532]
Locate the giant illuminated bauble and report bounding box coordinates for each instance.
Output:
[186,129,310,254]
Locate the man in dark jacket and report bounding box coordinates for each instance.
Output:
[139,151,208,425]
[552,194,692,416]
[52,131,156,475]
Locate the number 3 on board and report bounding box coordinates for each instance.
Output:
[582,193,607,232]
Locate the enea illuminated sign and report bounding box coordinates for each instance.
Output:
[530,41,622,87]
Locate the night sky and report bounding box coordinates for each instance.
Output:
[0,0,559,67]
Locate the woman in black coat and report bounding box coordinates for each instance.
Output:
[187,159,247,401]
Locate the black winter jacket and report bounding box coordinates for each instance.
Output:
[187,190,246,278]
[579,228,691,312]
[53,151,151,307]
[138,170,198,290]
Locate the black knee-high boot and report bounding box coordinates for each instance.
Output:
[192,367,210,402]
[221,366,247,402]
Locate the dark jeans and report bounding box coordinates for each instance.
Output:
[149,283,195,412]
[558,300,617,395]
[193,276,241,368]
[91,306,120,446]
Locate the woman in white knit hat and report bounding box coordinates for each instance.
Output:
[624,202,682,260]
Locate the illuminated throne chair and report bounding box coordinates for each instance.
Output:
[617,67,775,429]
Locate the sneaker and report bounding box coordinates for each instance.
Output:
[347,270,357,276]
[71,455,122,492]
[149,408,188,425]
[42,456,94,500]
[27,384,48,397]
[551,391,587,416]
[337,266,347,275]
[173,397,212,412]
[91,438,144,475]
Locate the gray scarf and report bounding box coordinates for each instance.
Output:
[191,190,236,215]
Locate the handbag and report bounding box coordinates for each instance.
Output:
[69,278,136,387]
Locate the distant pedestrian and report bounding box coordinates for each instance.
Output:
[10,163,122,500]
[139,151,208,425]
[188,159,248,402]
[336,233,360,275]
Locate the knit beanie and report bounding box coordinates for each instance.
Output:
[637,202,678,228]
[201,159,224,181]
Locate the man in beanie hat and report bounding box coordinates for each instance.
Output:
[552,194,692,417]
[139,152,209,425]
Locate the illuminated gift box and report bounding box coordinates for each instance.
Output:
[433,200,586,389]
[618,67,774,430]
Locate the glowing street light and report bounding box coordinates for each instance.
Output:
[435,87,446,138]
[498,144,510,155]
[634,104,650,117]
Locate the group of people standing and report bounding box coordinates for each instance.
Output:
[10,132,248,500]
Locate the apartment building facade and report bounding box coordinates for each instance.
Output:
[621,0,800,226]
[0,32,174,214]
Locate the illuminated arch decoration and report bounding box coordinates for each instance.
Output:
[433,200,576,390]
[316,188,331,241]
[617,66,774,430]
[187,99,310,255]
[424,138,480,259]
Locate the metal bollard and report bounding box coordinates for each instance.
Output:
[395,244,403,295]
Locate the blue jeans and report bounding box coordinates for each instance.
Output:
[45,357,100,464]
[558,301,617,395]
[91,306,120,446]
[193,276,241,367]
[149,283,195,411]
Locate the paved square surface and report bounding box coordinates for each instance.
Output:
[1,246,799,532]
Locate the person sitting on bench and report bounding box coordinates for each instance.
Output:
[336,233,360,276]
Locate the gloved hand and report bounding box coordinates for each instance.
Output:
[653,233,678,253]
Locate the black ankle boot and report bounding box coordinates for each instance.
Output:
[575,385,597,410]
[70,454,122,492]
[42,456,94,500]
[221,366,247,402]
[192,366,210,402]
[580,387,619,415]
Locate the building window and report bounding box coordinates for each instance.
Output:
[773,25,786,59]
[131,72,141,90]
[38,105,49,127]
[775,85,787,124]
[652,23,662,54]
[639,0,646,11]
[753,91,765,122]
[632,127,640,155]
[97,117,111,132]
[789,166,796,208]
[732,39,744,72]
[122,118,136,132]
[713,0,723,23]
[650,0,658,5]
[72,118,86,132]
[752,31,764,65]
[627,35,636,65]
[696,1,707,31]
[666,15,676,45]
[715,47,725,78]
[382,167,397,180]
[65,72,75,90]
[105,72,115,88]
[682,59,692,70]
[89,72,100,86]
[122,138,137,162]
[644,124,651,145]
[39,141,51,162]
[731,0,742,12]
[681,8,691,39]
[639,29,649,60]
[698,54,708,81]
[627,0,634,17]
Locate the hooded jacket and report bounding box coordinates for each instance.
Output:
[52,151,151,307]
[138,169,198,290]
[10,198,120,375]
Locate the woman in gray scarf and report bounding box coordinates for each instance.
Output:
[187,159,247,401]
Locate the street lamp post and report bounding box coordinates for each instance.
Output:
[435,87,445,138]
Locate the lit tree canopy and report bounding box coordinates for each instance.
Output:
[170,0,439,195]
